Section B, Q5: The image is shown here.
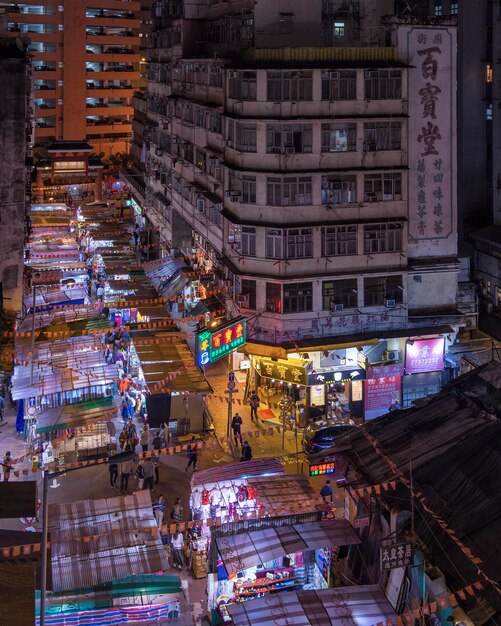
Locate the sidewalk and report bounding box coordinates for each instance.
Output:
[203,359,303,462]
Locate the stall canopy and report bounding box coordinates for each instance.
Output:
[217,520,361,575]
[49,491,169,592]
[191,458,285,488]
[228,584,397,626]
[35,396,117,434]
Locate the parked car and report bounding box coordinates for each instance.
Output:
[302,421,356,455]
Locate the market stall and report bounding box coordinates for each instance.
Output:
[227,584,397,626]
[209,519,360,623]
[190,458,286,522]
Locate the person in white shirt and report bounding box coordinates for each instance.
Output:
[96,285,104,303]
[171,525,185,569]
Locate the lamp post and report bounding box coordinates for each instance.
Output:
[39,449,136,626]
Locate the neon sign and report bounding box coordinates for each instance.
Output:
[309,461,336,476]
[196,318,247,366]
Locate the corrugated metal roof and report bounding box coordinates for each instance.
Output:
[228,584,396,626]
[49,491,168,593]
[191,458,285,488]
[217,520,360,575]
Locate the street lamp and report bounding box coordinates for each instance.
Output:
[39,449,136,626]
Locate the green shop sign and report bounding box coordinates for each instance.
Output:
[196,318,247,366]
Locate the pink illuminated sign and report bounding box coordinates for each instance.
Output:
[405,338,444,374]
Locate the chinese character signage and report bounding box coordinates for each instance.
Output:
[196,318,246,366]
[399,26,457,256]
[255,358,307,386]
[364,376,402,420]
[308,369,366,386]
[380,542,413,571]
[367,363,405,379]
[405,337,444,374]
[309,460,336,476]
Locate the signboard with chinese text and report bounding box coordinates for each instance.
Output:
[353,516,370,529]
[380,542,413,571]
[309,460,336,476]
[399,26,457,257]
[364,376,402,420]
[196,318,246,366]
[255,358,307,386]
[308,368,366,386]
[405,337,444,374]
[367,363,405,379]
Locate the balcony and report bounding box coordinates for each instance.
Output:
[86,51,140,63]
[86,85,134,97]
[85,16,141,30]
[88,70,139,81]
[35,107,56,118]
[86,122,133,135]
[86,105,133,116]
[35,125,56,139]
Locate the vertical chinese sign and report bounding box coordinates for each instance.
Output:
[399,26,457,256]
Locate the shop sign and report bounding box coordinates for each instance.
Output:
[353,515,371,529]
[309,459,336,476]
[365,376,401,420]
[196,318,246,366]
[380,541,413,571]
[256,358,307,386]
[128,197,142,216]
[367,363,405,379]
[405,337,444,374]
[307,368,366,386]
[239,359,251,370]
[357,352,368,369]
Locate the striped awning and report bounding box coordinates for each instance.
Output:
[228,584,397,626]
[216,520,360,575]
[35,397,117,433]
[191,458,285,488]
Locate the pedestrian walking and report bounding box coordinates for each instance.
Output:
[108,452,118,488]
[320,479,333,503]
[240,441,253,462]
[171,525,185,569]
[153,494,166,529]
[154,455,160,484]
[140,425,150,452]
[249,391,260,422]
[119,459,134,494]
[86,277,92,299]
[96,284,104,303]
[185,437,198,472]
[143,458,155,490]
[0,395,4,423]
[231,413,243,447]
[170,497,183,522]
[136,460,145,489]
[106,418,116,439]
[2,451,13,482]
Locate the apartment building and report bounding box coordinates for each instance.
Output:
[1,0,141,164]
[127,0,475,417]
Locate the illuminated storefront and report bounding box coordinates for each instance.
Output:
[196,318,247,367]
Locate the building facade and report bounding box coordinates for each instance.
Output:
[126,0,475,419]
[1,0,141,160]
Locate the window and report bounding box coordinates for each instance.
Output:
[228,121,257,152]
[266,282,281,313]
[363,275,403,307]
[265,228,283,259]
[333,21,345,37]
[267,176,312,206]
[241,227,256,256]
[321,70,356,100]
[229,71,257,100]
[322,279,357,310]
[240,279,256,309]
[434,1,442,16]
[322,225,357,256]
[286,228,313,258]
[321,175,357,204]
[3,265,19,289]
[363,122,401,151]
[195,149,206,171]
[363,173,402,201]
[364,69,402,99]
[266,124,312,153]
[279,12,293,34]
[242,175,257,203]
[363,223,403,253]
[321,123,356,152]
[450,1,458,14]
[267,70,313,101]
[283,282,312,313]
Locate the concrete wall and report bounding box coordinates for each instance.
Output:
[0,53,27,313]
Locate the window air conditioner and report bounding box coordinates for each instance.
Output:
[228,71,238,78]
[332,303,344,312]
[387,350,400,361]
[384,298,396,308]
[196,198,205,213]
[237,293,249,307]
[329,71,339,79]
